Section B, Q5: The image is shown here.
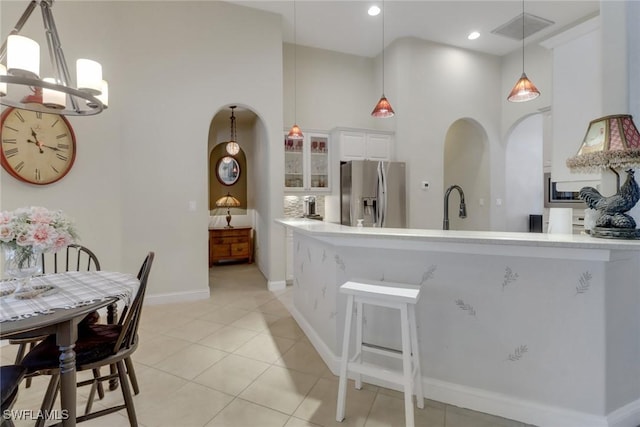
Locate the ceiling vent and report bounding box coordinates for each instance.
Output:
[491,13,554,40]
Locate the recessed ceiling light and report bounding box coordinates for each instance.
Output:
[468,31,481,40]
[368,5,381,16]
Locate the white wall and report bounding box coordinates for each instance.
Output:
[505,114,544,232]
[283,43,378,131]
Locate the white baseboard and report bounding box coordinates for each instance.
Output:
[290,305,340,370]
[144,288,210,305]
[289,305,627,427]
[268,280,286,292]
[607,398,640,427]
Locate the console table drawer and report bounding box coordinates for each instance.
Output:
[213,237,246,244]
[231,242,249,256]
[209,227,253,266]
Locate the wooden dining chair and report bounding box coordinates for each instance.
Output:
[0,365,27,427]
[10,244,103,389]
[41,243,102,274]
[21,252,154,427]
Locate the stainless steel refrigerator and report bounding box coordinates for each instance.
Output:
[340,160,406,228]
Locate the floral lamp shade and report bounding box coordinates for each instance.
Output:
[216,194,241,228]
[566,115,640,173]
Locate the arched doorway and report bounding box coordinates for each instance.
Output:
[208,106,258,227]
[443,118,490,231]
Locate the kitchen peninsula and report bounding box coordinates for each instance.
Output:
[276,218,640,427]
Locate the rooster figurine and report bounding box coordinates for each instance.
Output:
[579,169,640,229]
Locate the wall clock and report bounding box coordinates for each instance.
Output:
[1,107,76,185]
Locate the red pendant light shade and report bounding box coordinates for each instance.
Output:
[507,72,540,102]
[371,95,395,118]
[287,123,304,140]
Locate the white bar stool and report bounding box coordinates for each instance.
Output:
[336,280,424,427]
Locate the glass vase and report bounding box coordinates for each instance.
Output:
[2,245,42,296]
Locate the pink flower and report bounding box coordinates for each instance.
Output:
[15,234,32,246]
[0,212,13,225]
[0,225,15,242]
[52,233,72,252]
[29,223,55,251]
[30,207,53,225]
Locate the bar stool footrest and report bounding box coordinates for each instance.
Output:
[348,361,406,386]
[362,342,403,360]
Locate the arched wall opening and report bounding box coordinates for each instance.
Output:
[208,105,272,272]
[443,118,490,231]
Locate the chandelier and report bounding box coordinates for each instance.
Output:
[225,106,240,156]
[0,0,108,116]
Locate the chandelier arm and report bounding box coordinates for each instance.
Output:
[0,0,38,63]
[0,75,103,115]
[41,0,81,112]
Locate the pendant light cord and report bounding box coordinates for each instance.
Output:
[381,0,385,94]
[521,0,525,73]
[293,0,298,124]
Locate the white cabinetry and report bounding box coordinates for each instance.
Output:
[541,18,601,187]
[284,131,330,192]
[332,128,394,161]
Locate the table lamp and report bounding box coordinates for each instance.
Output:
[215,193,241,228]
[566,114,640,239]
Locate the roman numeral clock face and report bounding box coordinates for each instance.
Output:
[1,108,76,185]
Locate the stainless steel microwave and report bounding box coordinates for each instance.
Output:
[544,173,586,208]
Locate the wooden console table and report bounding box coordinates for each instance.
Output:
[209,227,253,266]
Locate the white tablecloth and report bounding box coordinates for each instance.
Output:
[0,271,139,323]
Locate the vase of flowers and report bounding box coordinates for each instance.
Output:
[0,207,78,297]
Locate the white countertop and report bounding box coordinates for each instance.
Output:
[276,218,640,252]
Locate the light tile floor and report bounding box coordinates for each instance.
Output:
[2,263,535,427]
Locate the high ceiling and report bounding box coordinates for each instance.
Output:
[228,0,599,57]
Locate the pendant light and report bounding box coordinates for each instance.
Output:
[225,106,240,156]
[371,0,395,118]
[287,0,304,140]
[507,0,540,102]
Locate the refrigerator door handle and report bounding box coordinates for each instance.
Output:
[377,161,386,227]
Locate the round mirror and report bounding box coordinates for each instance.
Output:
[216,156,241,186]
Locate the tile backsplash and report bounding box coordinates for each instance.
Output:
[284,195,325,218]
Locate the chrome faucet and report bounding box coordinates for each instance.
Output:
[443,185,467,230]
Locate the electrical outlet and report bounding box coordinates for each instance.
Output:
[421,181,429,190]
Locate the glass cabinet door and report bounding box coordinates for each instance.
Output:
[284,136,304,189]
[309,134,329,190]
[284,132,330,192]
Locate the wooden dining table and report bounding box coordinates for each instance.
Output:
[0,271,140,427]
